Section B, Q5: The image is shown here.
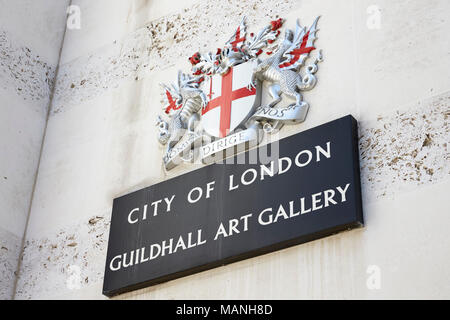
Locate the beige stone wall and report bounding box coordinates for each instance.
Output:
[0,0,69,299]
[9,0,450,299]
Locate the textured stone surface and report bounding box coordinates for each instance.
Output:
[0,0,70,63]
[0,30,55,102]
[0,228,21,299]
[0,1,69,300]
[51,0,296,114]
[359,92,450,202]
[14,215,110,300]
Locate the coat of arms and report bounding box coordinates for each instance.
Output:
[156,16,323,170]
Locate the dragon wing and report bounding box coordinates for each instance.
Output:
[225,17,247,52]
[279,16,320,70]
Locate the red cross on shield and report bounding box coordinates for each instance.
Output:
[201,61,261,138]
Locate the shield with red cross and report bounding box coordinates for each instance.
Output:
[201,61,261,138]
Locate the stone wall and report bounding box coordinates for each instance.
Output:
[0,0,70,299]
[9,0,450,299]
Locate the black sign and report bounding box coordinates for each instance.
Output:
[103,115,364,297]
